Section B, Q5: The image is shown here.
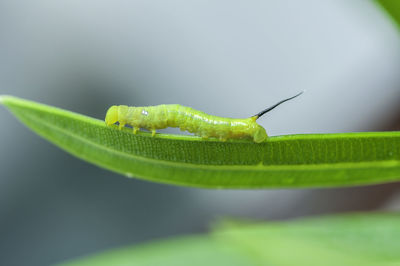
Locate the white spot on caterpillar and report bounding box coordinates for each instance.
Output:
[141,109,148,116]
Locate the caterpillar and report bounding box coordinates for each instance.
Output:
[105,91,303,143]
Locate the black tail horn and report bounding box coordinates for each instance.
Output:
[254,91,304,119]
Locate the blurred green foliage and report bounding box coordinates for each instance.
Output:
[377,0,400,29]
[61,213,400,266]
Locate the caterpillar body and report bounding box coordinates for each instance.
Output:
[105,92,302,143]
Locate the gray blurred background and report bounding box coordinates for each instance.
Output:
[1,0,400,265]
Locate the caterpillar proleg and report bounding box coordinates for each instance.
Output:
[105,91,303,143]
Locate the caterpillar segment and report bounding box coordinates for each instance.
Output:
[105,92,303,143]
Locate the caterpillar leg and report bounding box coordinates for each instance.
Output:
[119,123,126,130]
[133,127,138,134]
[151,129,156,137]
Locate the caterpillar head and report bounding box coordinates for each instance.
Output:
[105,105,119,125]
[253,125,267,143]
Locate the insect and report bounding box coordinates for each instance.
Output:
[105,91,303,143]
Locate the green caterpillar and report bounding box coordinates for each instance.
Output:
[105,92,302,143]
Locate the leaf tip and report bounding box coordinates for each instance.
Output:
[0,95,17,106]
[0,95,10,104]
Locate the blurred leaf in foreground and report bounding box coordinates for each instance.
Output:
[60,212,400,266]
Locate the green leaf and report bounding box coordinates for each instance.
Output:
[59,212,400,266]
[376,0,400,30]
[2,95,400,188]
